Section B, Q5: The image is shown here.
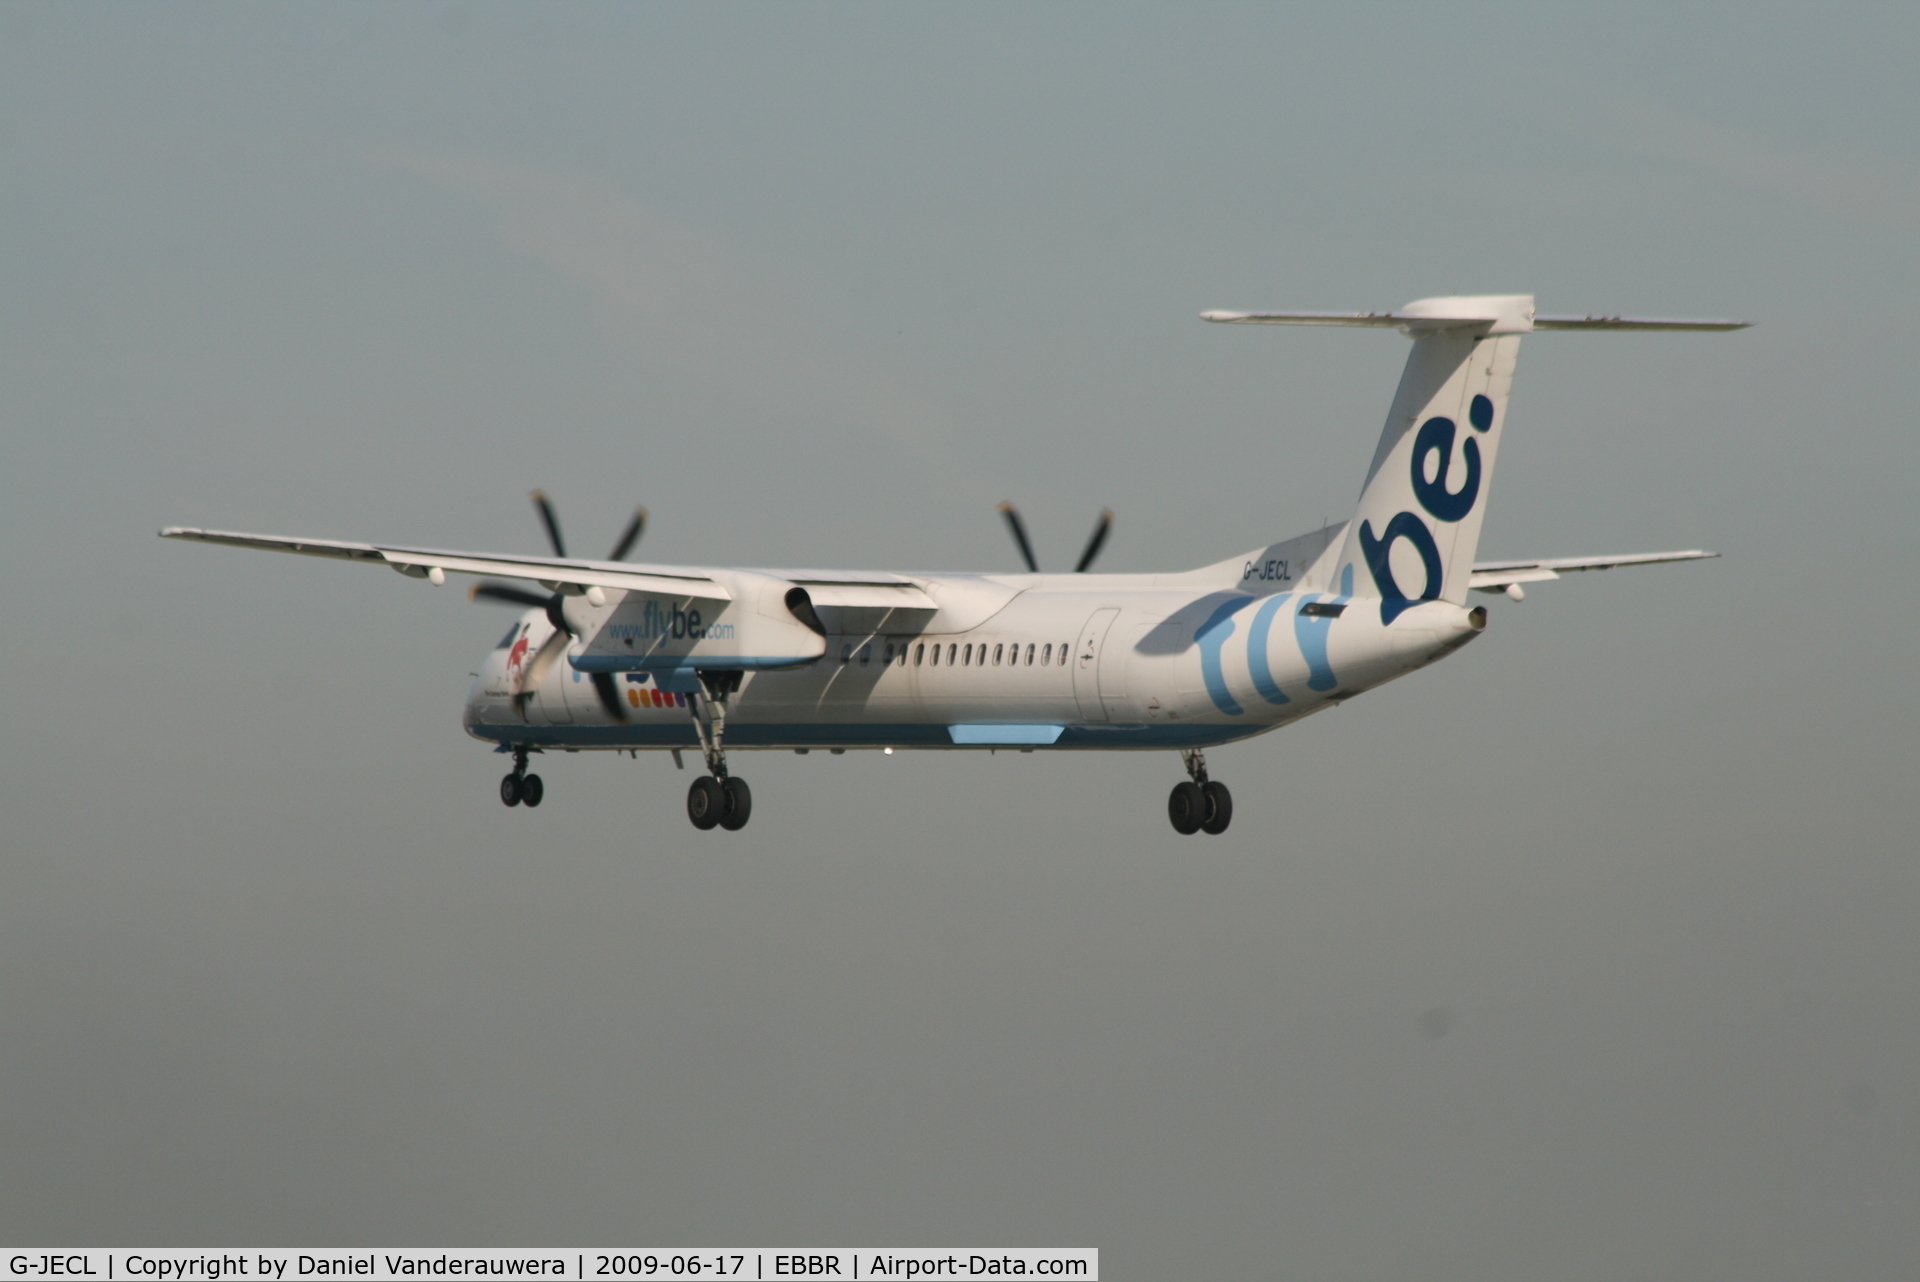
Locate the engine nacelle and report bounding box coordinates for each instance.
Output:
[564,569,828,674]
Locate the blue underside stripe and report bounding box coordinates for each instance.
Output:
[948,724,1065,745]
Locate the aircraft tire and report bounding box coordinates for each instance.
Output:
[687,776,723,830]
[719,776,753,831]
[520,774,545,808]
[1201,781,1232,835]
[500,773,523,807]
[1168,781,1204,835]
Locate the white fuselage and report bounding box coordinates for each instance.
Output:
[463,552,1487,754]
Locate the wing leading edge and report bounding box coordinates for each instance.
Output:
[158,527,943,611]
[160,526,735,599]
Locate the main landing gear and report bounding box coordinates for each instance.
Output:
[1168,748,1231,836]
[687,774,752,831]
[500,746,544,808]
[684,671,752,832]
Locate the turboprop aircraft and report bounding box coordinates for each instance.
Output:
[162,294,1746,834]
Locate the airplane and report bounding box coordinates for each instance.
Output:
[162,293,1746,834]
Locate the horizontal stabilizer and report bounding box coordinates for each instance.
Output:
[1204,309,1749,334]
[1202,310,1414,328]
[1532,316,1751,332]
[1470,549,1719,592]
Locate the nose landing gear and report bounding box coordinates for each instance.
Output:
[1168,748,1231,835]
[500,747,545,808]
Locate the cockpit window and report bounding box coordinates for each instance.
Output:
[496,623,523,649]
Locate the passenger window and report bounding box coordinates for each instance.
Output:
[1041,643,1051,665]
[1058,642,1069,665]
[915,642,925,665]
[993,643,1003,665]
[840,643,852,664]
[929,643,939,666]
[883,642,894,664]
[1025,643,1035,666]
[948,643,958,665]
[963,643,972,665]
[859,643,871,665]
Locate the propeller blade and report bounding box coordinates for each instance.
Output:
[469,580,553,609]
[607,506,648,561]
[511,625,572,720]
[1073,508,1114,573]
[589,671,630,723]
[521,626,570,690]
[997,501,1040,573]
[530,489,567,558]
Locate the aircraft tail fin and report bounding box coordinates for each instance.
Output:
[1204,296,1748,623]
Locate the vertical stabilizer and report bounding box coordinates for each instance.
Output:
[1336,297,1527,620]
[1202,295,1750,623]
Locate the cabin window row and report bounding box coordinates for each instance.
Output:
[838,640,1072,668]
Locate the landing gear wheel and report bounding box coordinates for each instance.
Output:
[1168,781,1204,835]
[520,774,544,808]
[718,776,753,831]
[500,773,523,807]
[1201,780,1233,835]
[687,776,723,830]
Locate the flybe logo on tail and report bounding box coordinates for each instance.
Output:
[1361,393,1493,624]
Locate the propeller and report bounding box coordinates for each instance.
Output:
[1074,508,1114,573]
[996,502,1039,573]
[468,581,551,609]
[607,507,648,562]
[587,672,628,721]
[531,489,567,558]
[996,502,1115,573]
[467,490,658,723]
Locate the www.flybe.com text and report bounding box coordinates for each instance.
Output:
[606,600,735,645]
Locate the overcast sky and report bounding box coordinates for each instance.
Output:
[3,3,1916,1276]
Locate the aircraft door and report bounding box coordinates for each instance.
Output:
[1073,608,1121,723]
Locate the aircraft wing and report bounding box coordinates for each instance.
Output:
[160,527,734,599]
[1470,549,1718,592]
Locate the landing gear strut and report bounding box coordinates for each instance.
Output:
[1168,748,1230,835]
[500,746,545,808]
[684,672,752,831]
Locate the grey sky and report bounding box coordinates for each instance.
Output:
[2,3,1916,1276]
